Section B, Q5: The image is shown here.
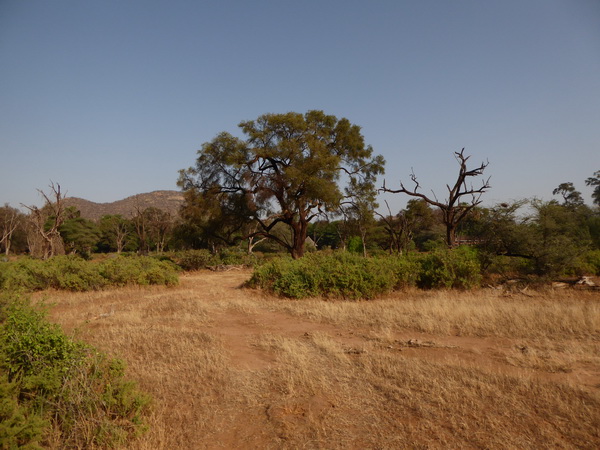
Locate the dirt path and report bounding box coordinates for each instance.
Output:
[187,271,600,391]
[48,270,600,449]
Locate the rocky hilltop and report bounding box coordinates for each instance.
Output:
[64,190,184,221]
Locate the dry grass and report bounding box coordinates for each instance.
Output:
[265,288,600,340]
[43,270,600,449]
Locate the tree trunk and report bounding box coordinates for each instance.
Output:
[360,227,368,258]
[446,223,457,248]
[290,220,308,259]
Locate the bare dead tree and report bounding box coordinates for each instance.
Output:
[381,149,490,247]
[0,204,20,255]
[113,220,129,254]
[22,182,67,259]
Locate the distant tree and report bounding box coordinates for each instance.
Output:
[468,201,532,258]
[341,176,379,257]
[382,149,490,248]
[178,110,385,258]
[529,199,592,275]
[99,215,131,253]
[59,210,101,257]
[403,199,444,250]
[130,197,155,254]
[0,204,23,255]
[22,182,67,259]
[308,220,341,250]
[472,199,593,276]
[143,207,173,253]
[585,170,600,206]
[177,185,259,252]
[552,182,584,207]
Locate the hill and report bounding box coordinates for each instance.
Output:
[64,190,184,221]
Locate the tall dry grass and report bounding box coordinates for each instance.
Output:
[44,271,600,449]
[265,288,600,340]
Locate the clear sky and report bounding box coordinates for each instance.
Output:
[1,0,599,212]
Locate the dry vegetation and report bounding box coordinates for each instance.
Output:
[42,270,600,449]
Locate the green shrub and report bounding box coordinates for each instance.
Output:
[217,247,246,265]
[0,294,150,448]
[249,252,399,299]
[0,255,178,292]
[0,258,50,291]
[99,256,178,287]
[583,250,600,275]
[417,247,482,289]
[385,254,421,288]
[174,249,216,270]
[250,249,483,299]
[347,236,364,254]
[173,248,262,271]
[0,373,47,449]
[50,255,106,291]
[0,256,108,292]
[2,298,82,382]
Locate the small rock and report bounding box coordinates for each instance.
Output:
[516,345,529,354]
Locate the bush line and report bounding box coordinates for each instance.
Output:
[248,248,482,299]
[0,255,179,292]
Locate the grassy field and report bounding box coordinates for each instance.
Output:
[42,270,600,449]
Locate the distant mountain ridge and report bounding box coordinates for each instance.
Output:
[64,190,184,221]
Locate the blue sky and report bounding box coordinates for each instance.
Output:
[1,0,599,212]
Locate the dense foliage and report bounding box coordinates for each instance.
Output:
[248,249,482,299]
[0,293,150,448]
[0,255,179,292]
[177,110,385,258]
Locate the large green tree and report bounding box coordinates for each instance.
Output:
[59,209,101,257]
[178,110,385,258]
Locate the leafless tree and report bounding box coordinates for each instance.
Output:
[382,149,490,247]
[114,222,129,253]
[22,182,67,259]
[0,204,21,255]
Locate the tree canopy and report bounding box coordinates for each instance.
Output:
[178,110,385,258]
[586,170,600,206]
[553,182,584,207]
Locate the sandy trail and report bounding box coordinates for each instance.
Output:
[177,271,600,390]
[46,269,600,449]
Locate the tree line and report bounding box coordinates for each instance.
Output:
[2,110,599,277]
